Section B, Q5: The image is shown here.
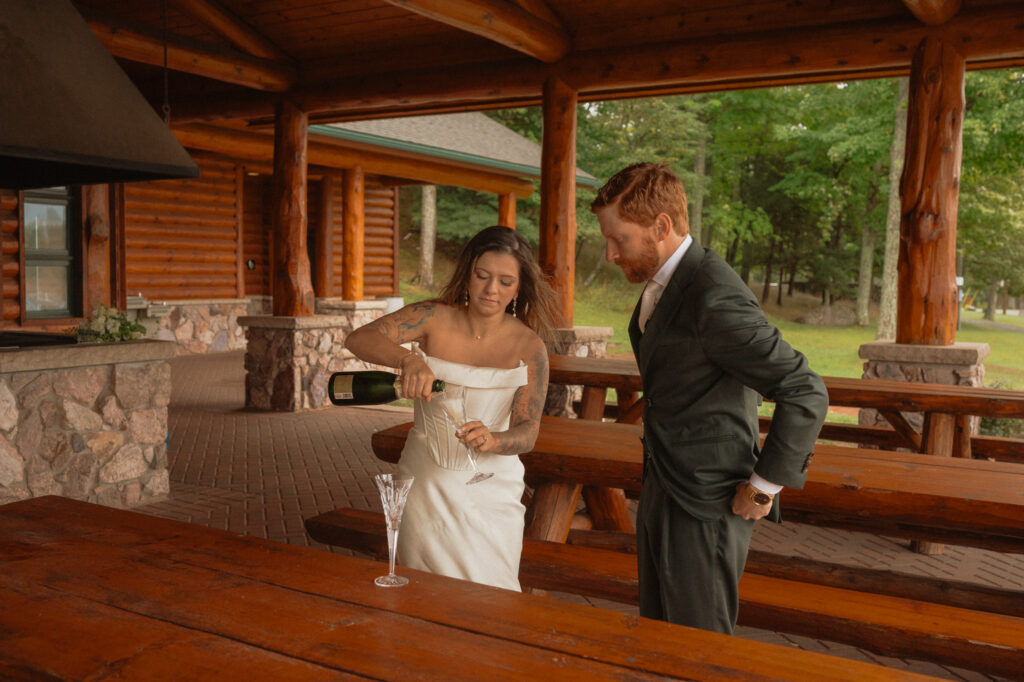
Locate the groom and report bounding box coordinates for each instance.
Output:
[591,162,828,634]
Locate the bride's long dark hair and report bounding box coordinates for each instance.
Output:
[436,225,559,344]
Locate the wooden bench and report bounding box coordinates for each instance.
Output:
[371,417,1024,554]
[305,507,1024,679]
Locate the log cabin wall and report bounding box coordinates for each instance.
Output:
[124,151,239,301]
[363,185,398,298]
[0,191,19,326]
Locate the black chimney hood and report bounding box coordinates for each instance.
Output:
[0,0,199,190]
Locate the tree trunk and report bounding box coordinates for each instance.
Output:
[877,77,909,341]
[761,240,775,304]
[984,281,998,321]
[776,265,784,306]
[691,133,706,244]
[417,185,436,290]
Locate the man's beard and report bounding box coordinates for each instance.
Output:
[620,234,661,283]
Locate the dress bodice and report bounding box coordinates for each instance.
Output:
[410,345,528,470]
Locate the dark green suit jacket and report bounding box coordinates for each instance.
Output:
[629,242,828,521]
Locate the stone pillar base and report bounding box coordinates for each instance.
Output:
[240,301,387,412]
[545,326,616,418]
[857,341,990,431]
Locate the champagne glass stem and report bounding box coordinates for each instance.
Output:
[386,527,399,577]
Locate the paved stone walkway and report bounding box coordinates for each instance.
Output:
[138,351,1020,681]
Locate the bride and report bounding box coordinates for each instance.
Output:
[345,225,557,590]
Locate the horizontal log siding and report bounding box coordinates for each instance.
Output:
[125,152,240,300]
[243,174,271,296]
[0,191,19,323]
[363,183,396,297]
[327,177,344,299]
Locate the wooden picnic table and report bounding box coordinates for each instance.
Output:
[549,353,1024,461]
[372,417,1024,553]
[0,496,929,682]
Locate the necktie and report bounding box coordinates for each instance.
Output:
[638,281,664,333]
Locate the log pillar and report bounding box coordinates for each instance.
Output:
[538,75,577,327]
[497,192,516,229]
[314,174,340,298]
[271,98,314,317]
[870,36,966,553]
[896,36,964,346]
[342,166,365,301]
[83,184,112,311]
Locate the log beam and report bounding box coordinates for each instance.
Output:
[271,99,315,316]
[81,7,295,92]
[896,37,964,346]
[171,0,293,62]
[173,124,535,198]
[497,192,516,228]
[538,75,577,327]
[169,4,1024,124]
[902,0,962,26]
[382,0,570,63]
[342,168,365,301]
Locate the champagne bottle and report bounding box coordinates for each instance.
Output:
[328,370,444,406]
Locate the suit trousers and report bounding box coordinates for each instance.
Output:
[637,468,755,634]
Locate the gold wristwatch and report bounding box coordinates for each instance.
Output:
[748,483,774,506]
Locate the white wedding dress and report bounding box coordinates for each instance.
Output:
[396,347,529,591]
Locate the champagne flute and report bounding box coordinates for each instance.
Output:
[373,473,414,587]
[438,386,494,485]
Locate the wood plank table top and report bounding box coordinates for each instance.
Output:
[372,417,1024,552]
[0,496,933,681]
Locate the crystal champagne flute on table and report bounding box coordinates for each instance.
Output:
[373,473,414,587]
[438,385,494,485]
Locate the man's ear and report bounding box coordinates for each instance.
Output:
[654,213,674,241]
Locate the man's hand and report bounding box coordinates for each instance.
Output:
[731,482,773,521]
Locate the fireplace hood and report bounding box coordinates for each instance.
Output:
[0,0,199,190]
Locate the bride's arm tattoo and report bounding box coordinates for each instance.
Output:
[366,300,436,344]
[492,343,549,455]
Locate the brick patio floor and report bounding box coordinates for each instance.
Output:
[137,351,1020,681]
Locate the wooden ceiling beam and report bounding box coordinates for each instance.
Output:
[170,3,1023,124]
[171,0,293,63]
[901,0,963,26]
[173,124,537,197]
[80,7,295,92]
[382,0,570,63]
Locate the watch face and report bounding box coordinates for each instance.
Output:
[751,491,772,505]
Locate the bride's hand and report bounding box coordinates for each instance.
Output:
[398,354,437,400]
[459,420,495,453]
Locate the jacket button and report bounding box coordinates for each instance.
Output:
[645,397,653,407]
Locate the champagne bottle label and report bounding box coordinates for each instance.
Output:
[331,374,356,401]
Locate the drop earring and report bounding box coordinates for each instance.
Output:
[464,291,470,307]
[510,297,517,318]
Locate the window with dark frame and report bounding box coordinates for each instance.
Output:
[24,186,79,319]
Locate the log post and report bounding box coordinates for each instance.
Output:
[498,192,516,229]
[271,98,314,316]
[314,174,340,298]
[341,166,365,301]
[897,36,964,554]
[83,184,112,310]
[896,36,963,346]
[538,75,577,327]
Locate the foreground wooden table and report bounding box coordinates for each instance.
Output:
[0,496,933,681]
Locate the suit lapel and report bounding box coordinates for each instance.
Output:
[635,242,706,378]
